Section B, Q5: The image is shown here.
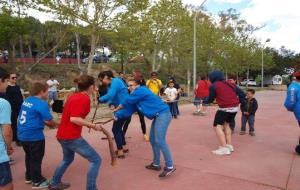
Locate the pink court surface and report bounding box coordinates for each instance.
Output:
[10,90,300,190]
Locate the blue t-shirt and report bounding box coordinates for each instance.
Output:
[17,96,53,141]
[0,98,11,163]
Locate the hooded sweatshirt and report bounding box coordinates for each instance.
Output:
[204,70,245,108]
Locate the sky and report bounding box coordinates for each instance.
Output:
[183,0,300,53]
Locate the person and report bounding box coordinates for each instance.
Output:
[227,77,237,132]
[49,75,103,190]
[240,89,258,136]
[146,72,162,96]
[204,70,245,156]
[6,73,23,146]
[122,71,149,141]
[0,68,14,190]
[17,82,58,188]
[194,76,210,115]
[284,71,300,152]
[114,78,176,178]
[46,75,59,103]
[168,77,181,115]
[98,71,131,158]
[164,81,178,118]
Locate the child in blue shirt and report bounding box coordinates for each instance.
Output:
[18,82,57,189]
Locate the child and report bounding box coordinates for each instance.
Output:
[240,89,258,136]
[17,82,58,188]
[164,81,178,118]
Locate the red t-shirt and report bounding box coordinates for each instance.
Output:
[195,80,211,98]
[56,92,90,140]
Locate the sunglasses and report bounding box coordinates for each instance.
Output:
[11,77,17,79]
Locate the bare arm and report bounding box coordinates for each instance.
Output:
[2,124,13,155]
[70,117,103,131]
[44,120,59,128]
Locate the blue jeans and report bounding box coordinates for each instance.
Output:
[112,118,127,150]
[51,138,101,190]
[150,111,174,168]
[0,162,12,186]
[49,91,57,101]
[241,114,255,132]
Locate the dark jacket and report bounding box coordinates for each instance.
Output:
[241,98,258,115]
[204,70,245,108]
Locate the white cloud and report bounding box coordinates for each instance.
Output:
[240,0,300,52]
[211,0,245,4]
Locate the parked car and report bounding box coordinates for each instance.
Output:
[82,54,109,64]
[240,79,257,86]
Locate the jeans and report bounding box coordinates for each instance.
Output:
[241,114,255,132]
[52,138,101,190]
[150,111,174,168]
[112,119,127,150]
[167,102,178,117]
[21,140,46,183]
[48,91,57,101]
[0,162,12,186]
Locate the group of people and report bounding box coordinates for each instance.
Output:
[1,66,300,190]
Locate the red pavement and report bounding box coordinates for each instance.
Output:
[10,91,300,190]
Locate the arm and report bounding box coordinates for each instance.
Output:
[284,87,297,111]
[44,120,59,128]
[70,117,103,131]
[99,80,119,103]
[203,85,216,104]
[2,124,13,155]
[252,99,258,114]
[124,88,145,105]
[236,86,246,105]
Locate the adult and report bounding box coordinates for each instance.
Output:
[227,77,237,133]
[122,71,149,141]
[0,68,14,190]
[47,75,59,103]
[204,71,245,155]
[98,71,131,158]
[146,72,162,96]
[49,75,103,190]
[284,71,300,152]
[6,73,23,146]
[114,79,176,178]
[194,76,210,115]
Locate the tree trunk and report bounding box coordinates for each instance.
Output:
[120,53,124,73]
[152,48,156,72]
[28,44,33,58]
[246,65,250,87]
[19,36,25,64]
[87,26,97,75]
[187,67,191,97]
[75,32,82,73]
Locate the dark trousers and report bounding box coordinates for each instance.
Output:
[112,119,127,150]
[21,140,46,183]
[168,102,178,117]
[241,114,255,132]
[11,111,19,143]
[122,111,146,135]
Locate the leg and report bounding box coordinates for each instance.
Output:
[149,119,161,166]
[21,142,32,181]
[71,138,101,190]
[214,125,227,146]
[51,140,75,185]
[213,111,227,146]
[11,111,19,144]
[112,120,126,150]
[122,117,131,136]
[229,119,235,132]
[30,140,46,183]
[152,111,173,168]
[137,111,146,134]
[0,162,13,190]
[224,122,232,145]
[241,114,248,132]
[248,115,255,132]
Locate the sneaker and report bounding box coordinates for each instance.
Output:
[143,134,149,142]
[249,132,255,136]
[48,182,71,190]
[145,163,161,171]
[32,180,49,189]
[193,111,200,115]
[9,158,15,165]
[240,131,246,135]
[212,146,231,155]
[159,167,176,177]
[25,179,32,184]
[225,144,234,152]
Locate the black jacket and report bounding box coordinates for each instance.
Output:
[240,98,258,115]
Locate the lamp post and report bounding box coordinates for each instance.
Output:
[261,38,270,88]
[193,0,207,91]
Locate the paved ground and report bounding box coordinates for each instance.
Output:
[10,90,300,190]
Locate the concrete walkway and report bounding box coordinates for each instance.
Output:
[10,91,300,190]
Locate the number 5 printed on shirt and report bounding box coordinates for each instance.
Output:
[19,110,27,124]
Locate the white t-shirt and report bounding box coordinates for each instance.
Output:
[47,79,59,92]
[164,87,178,101]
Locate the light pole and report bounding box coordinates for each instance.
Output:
[261,38,270,88]
[193,0,207,91]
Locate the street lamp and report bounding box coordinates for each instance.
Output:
[193,0,207,91]
[261,38,271,88]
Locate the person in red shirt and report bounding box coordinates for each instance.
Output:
[49,75,103,190]
[194,76,211,115]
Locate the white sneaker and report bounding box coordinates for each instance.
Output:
[225,144,234,152]
[212,146,231,155]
